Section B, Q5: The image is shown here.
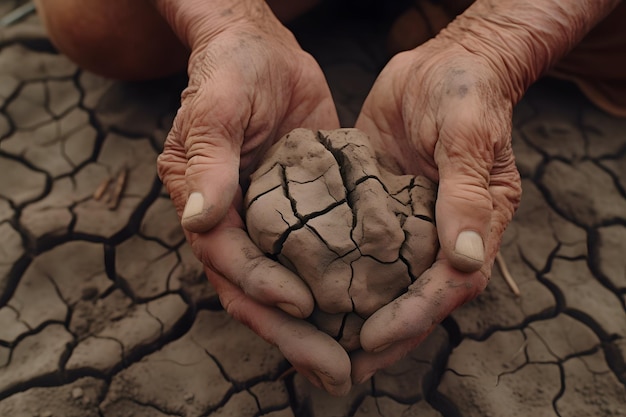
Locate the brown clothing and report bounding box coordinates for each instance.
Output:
[549,2,626,118]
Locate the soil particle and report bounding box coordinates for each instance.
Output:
[71,387,83,399]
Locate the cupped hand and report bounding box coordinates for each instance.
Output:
[351,37,522,383]
[156,10,351,394]
[195,191,352,395]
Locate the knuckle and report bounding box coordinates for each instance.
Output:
[156,147,186,181]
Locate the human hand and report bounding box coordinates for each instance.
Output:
[154,1,350,394]
[194,192,352,396]
[351,36,522,382]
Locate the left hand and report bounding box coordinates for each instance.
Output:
[350,36,522,383]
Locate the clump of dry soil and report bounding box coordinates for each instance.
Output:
[245,128,438,350]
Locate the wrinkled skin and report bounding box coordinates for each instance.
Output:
[36,0,619,398]
[156,15,522,395]
[156,17,339,303]
[351,37,521,380]
[153,0,623,396]
[236,35,522,386]
[155,15,360,394]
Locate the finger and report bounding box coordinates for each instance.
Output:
[358,156,521,354]
[359,260,484,353]
[192,197,315,318]
[156,95,242,233]
[436,129,521,274]
[181,119,242,233]
[433,107,500,273]
[156,119,191,220]
[171,80,249,234]
[205,266,352,396]
[350,326,435,385]
[201,228,315,318]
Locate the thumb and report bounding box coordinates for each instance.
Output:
[434,138,493,273]
[168,82,244,234]
[180,134,241,233]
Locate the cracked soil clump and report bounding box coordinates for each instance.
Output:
[245,128,438,350]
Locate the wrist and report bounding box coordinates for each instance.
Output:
[152,0,286,50]
[436,0,621,104]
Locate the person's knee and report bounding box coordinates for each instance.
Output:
[35,0,188,80]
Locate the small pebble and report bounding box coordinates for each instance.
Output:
[41,412,52,417]
[184,392,194,403]
[72,387,84,399]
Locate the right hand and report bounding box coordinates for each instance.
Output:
[155,3,351,395]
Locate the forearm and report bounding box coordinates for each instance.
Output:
[439,0,622,103]
[152,0,282,49]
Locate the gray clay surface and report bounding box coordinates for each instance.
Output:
[245,128,437,349]
[0,5,625,417]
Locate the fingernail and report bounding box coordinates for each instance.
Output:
[277,302,304,318]
[454,231,485,271]
[182,192,204,221]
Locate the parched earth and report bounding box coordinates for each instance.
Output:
[0,4,625,417]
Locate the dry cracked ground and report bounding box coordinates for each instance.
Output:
[1,3,625,417]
